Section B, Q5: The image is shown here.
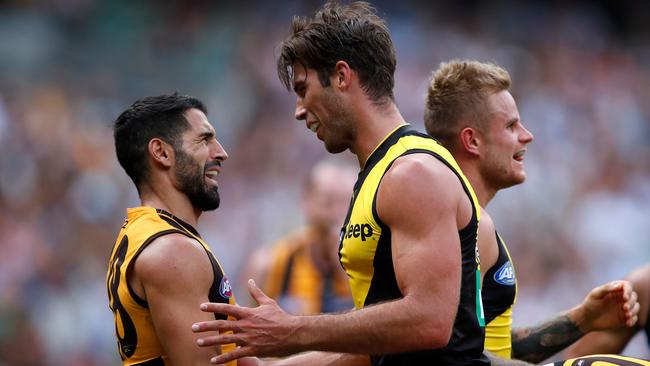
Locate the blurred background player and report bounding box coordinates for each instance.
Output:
[567,263,650,357]
[243,157,357,315]
[425,60,641,364]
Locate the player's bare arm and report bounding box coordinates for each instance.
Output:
[565,264,649,357]
[134,233,224,365]
[511,280,639,363]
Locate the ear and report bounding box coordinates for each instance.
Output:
[333,60,353,90]
[459,127,481,157]
[148,138,174,169]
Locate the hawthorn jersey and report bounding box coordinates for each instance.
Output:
[338,125,488,366]
[482,232,518,358]
[263,226,352,315]
[550,354,650,366]
[106,207,236,366]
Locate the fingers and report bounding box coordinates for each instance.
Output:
[199,302,247,319]
[625,300,640,327]
[624,290,638,311]
[195,332,242,347]
[247,279,273,306]
[619,280,634,301]
[192,319,240,333]
[210,346,255,364]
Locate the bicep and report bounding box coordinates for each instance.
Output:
[137,235,220,365]
[378,155,462,316]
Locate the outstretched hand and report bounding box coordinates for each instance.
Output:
[192,279,301,364]
[576,280,639,333]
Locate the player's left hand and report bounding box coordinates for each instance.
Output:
[192,279,301,364]
[574,280,639,333]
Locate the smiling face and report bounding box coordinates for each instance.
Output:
[292,64,355,154]
[173,108,228,212]
[479,90,534,190]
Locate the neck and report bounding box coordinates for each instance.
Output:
[350,100,406,168]
[139,181,201,227]
[455,157,497,208]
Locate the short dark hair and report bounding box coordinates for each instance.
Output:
[113,93,206,192]
[277,1,396,104]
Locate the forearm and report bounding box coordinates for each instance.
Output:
[295,296,449,355]
[267,352,369,366]
[511,312,583,363]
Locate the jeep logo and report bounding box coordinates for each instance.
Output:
[344,223,373,241]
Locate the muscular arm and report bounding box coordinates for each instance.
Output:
[192,154,469,363]
[135,234,225,365]
[512,279,640,363]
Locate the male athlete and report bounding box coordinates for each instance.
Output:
[191,2,488,365]
[244,158,356,315]
[425,59,644,366]
[107,93,256,365]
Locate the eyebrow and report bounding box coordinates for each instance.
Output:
[197,131,215,140]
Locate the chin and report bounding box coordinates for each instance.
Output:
[324,141,348,154]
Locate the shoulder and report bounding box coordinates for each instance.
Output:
[383,153,462,195]
[134,233,213,289]
[377,153,462,224]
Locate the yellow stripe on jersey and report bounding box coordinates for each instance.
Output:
[484,233,518,358]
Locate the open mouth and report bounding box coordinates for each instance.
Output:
[307,121,320,133]
[205,170,219,185]
[513,150,526,162]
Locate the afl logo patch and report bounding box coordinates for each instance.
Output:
[493,261,515,286]
[219,277,233,299]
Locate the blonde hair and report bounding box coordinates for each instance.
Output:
[424,60,511,151]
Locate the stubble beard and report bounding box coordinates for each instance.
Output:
[175,148,221,212]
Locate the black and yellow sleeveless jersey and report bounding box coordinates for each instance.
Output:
[106,207,237,366]
[263,226,352,315]
[338,125,488,366]
[482,231,517,358]
[550,354,650,366]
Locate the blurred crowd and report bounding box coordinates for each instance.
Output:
[0,1,648,365]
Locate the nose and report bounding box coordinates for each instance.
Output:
[519,123,534,144]
[213,140,229,162]
[295,99,307,121]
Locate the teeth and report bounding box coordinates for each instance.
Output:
[309,122,320,132]
[205,171,219,178]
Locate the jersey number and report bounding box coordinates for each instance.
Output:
[107,235,138,359]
